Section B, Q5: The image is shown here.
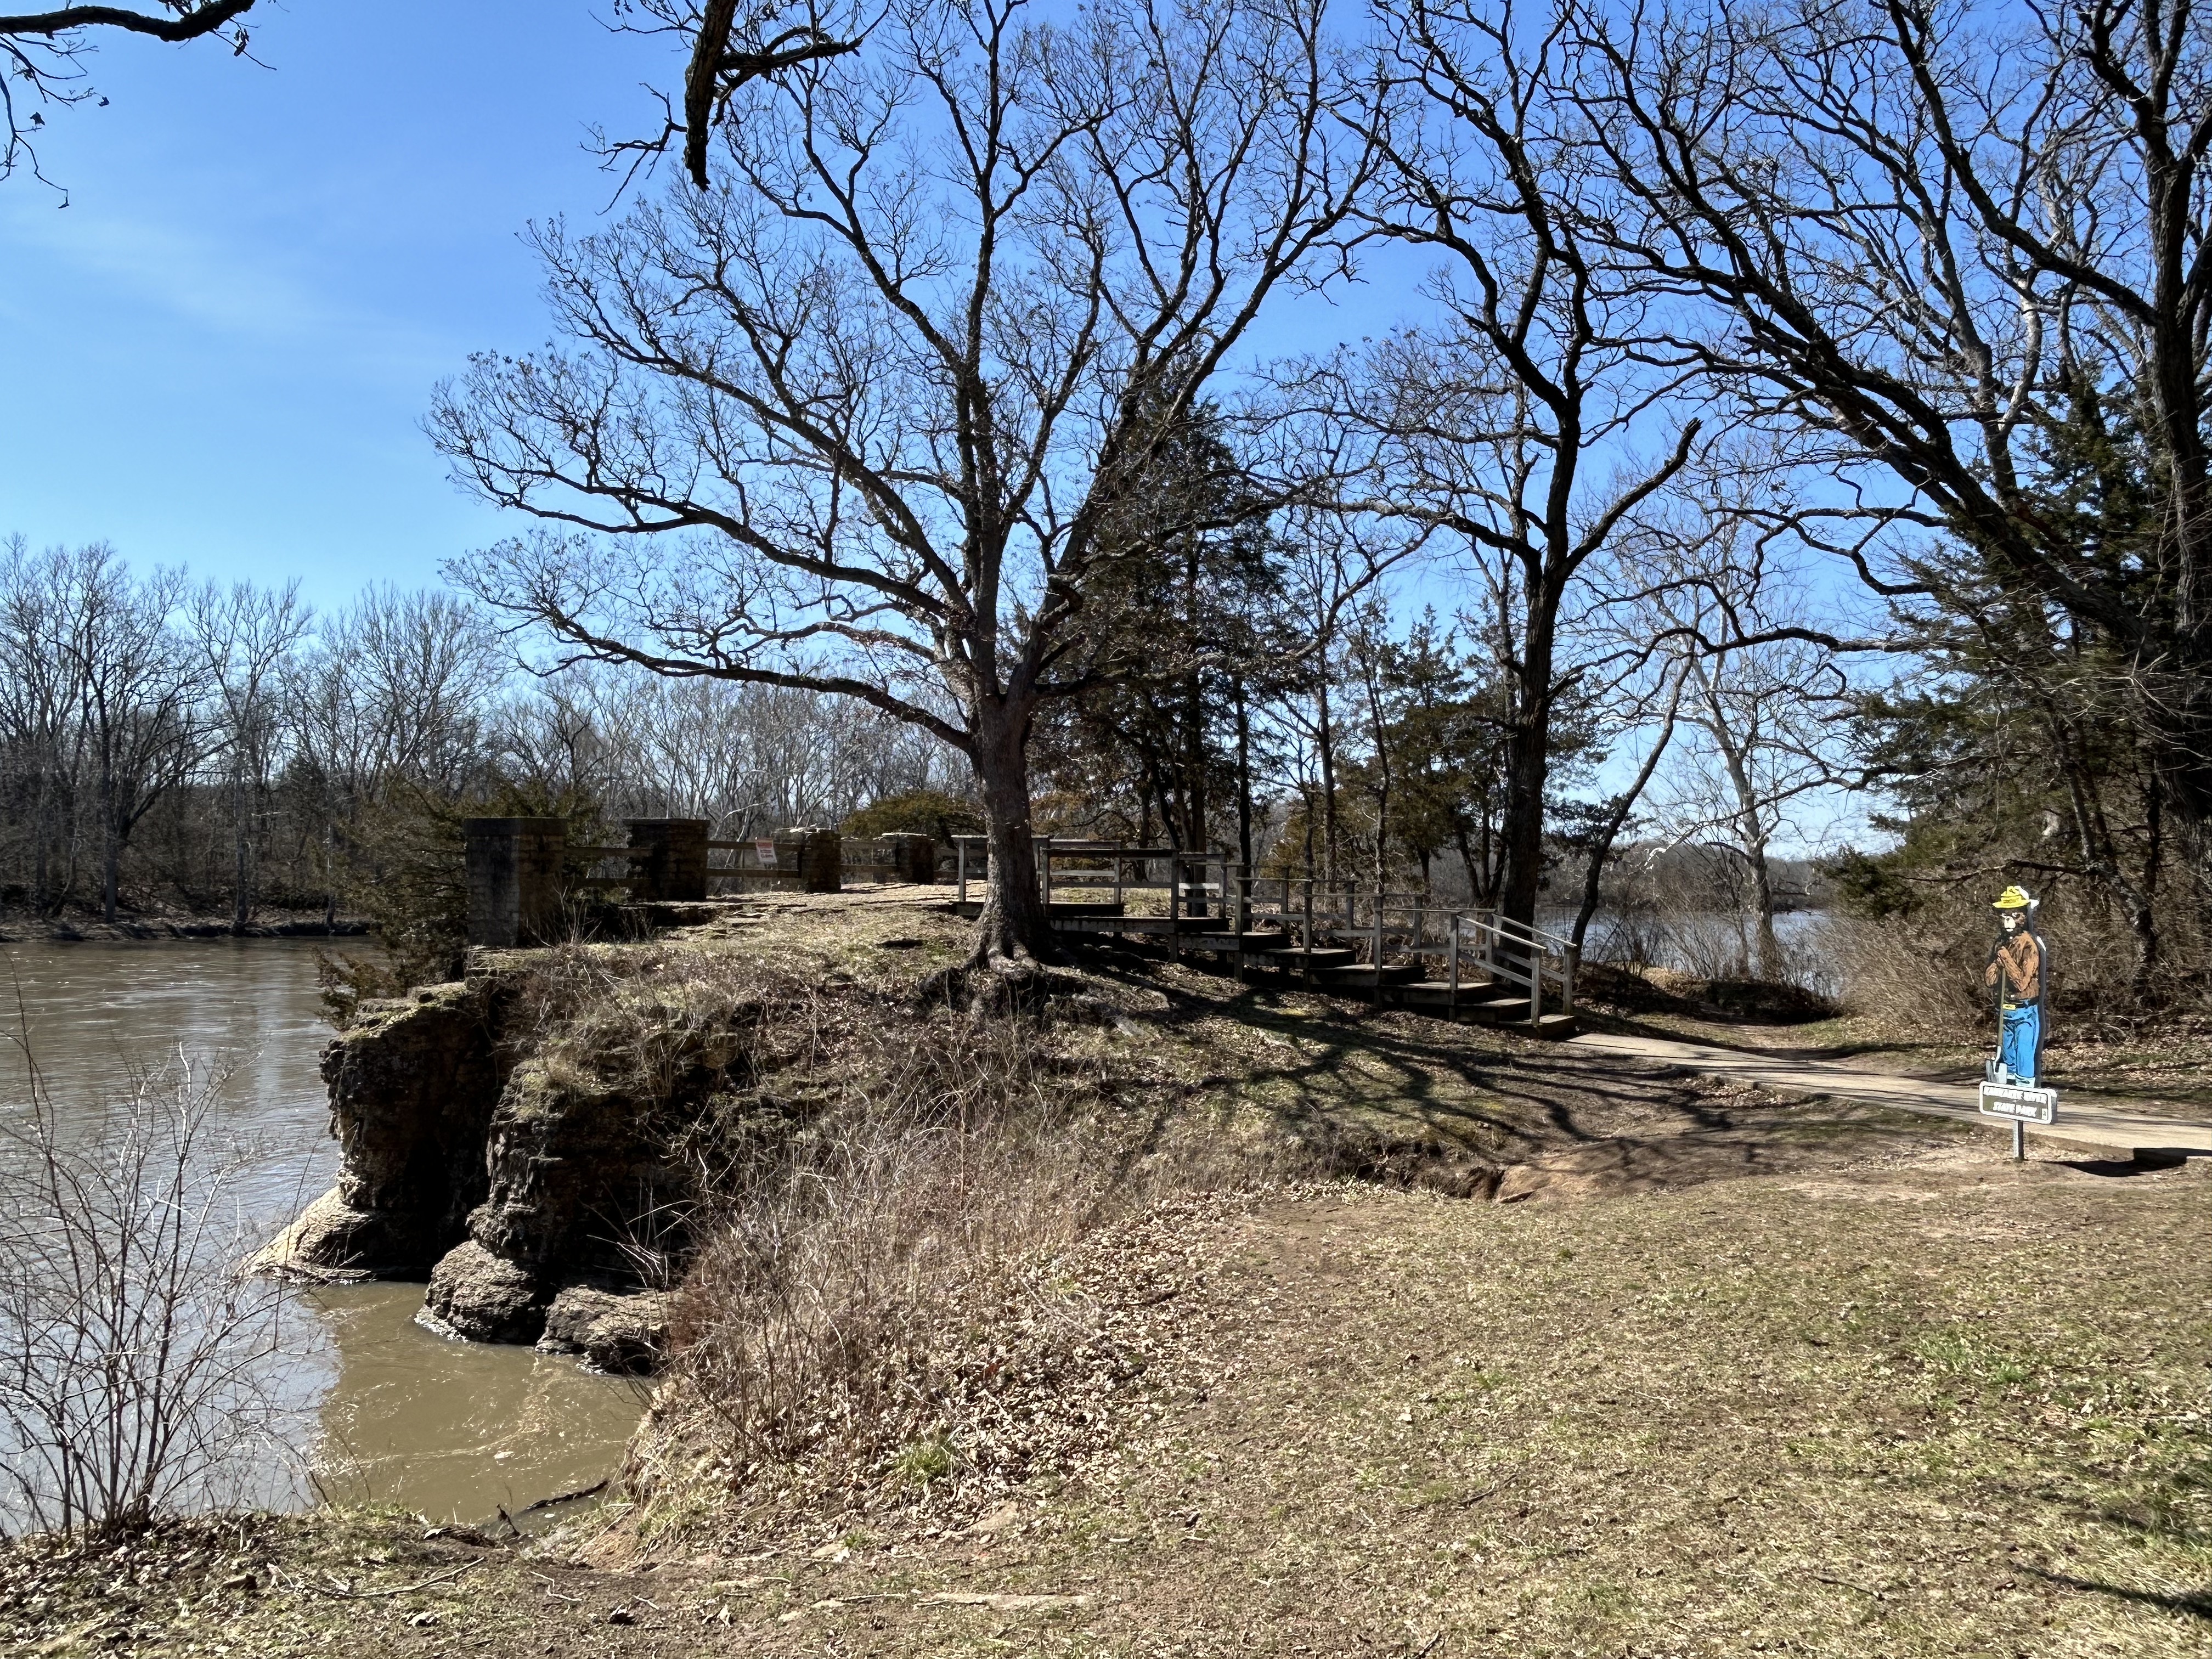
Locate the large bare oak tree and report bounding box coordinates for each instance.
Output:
[1579,0,2212,902]
[434,0,1378,984]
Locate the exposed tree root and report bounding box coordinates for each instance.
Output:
[914,945,1087,1019]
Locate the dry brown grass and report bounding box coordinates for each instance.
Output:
[633,1013,1154,1531]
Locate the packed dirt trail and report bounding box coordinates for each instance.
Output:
[1567,1028,2212,1161]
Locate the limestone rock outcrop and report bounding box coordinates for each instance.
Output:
[537,1286,669,1374]
[275,978,510,1277]
[269,957,743,1370]
[422,1239,550,1343]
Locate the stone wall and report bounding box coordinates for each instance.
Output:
[626,817,709,902]
[775,826,843,892]
[876,832,936,883]
[465,818,565,946]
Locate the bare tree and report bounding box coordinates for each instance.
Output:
[1253,512,1413,888]
[1589,454,1866,974]
[435,0,1379,986]
[1578,0,2212,902]
[0,535,92,910]
[282,585,504,920]
[36,545,210,924]
[1342,0,1700,952]
[1,2,261,189]
[508,666,958,836]
[1655,643,1854,978]
[1562,653,1686,952]
[188,578,309,931]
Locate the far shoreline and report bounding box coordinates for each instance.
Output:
[0,912,370,945]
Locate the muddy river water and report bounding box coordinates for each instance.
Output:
[0,939,641,1525]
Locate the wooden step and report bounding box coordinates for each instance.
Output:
[959,899,1126,919]
[1395,983,1529,1008]
[1268,947,1358,970]
[1313,962,1423,988]
[1510,1012,1580,1039]
[1180,928,1297,953]
[1390,984,1573,1030]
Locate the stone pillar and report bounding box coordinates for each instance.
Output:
[878,832,936,883]
[775,826,843,893]
[625,819,709,902]
[465,818,566,947]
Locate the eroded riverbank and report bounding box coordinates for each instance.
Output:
[0,938,640,1527]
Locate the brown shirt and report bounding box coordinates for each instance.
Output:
[1986,930,2042,1003]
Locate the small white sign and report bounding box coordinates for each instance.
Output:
[1978,1081,2058,1124]
[755,838,777,866]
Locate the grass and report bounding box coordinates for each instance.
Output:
[7,889,2206,1655]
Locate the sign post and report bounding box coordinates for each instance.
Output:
[1978,1078,2057,1160]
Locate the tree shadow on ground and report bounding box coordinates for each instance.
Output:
[1074,942,1951,1200]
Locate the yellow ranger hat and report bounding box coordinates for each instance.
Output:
[1992,885,2033,910]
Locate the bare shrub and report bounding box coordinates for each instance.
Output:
[1829,884,2181,1039]
[1825,915,1988,1037]
[0,1044,298,1539]
[1577,884,1847,1001]
[620,984,1223,1538]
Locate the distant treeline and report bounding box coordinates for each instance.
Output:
[0,539,957,927]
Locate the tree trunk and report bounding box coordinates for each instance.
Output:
[1234,679,1253,873]
[1453,826,1481,905]
[1316,680,1338,889]
[1570,683,1679,952]
[1496,715,1547,949]
[231,767,252,933]
[1748,844,1779,983]
[1182,541,1206,855]
[968,705,1053,969]
[100,769,120,926]
[31,768,52,913]
[1496,628,1555,947]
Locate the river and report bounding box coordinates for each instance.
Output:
[0,939,641,1527]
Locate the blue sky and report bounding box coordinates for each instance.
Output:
[0,2,1427,615]
[0,2,682,610]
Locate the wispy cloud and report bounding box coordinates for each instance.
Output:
[0,189,461,387]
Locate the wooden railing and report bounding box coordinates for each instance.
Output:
[950,837,1579,1015]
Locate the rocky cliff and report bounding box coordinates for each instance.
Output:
[261,957,730,1374]
[259,978,510,1278]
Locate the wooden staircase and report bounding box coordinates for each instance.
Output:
[949,839,1582,1037]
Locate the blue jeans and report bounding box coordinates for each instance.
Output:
[2000,1003,2041,1084]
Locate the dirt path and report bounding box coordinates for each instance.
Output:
[1569,1027,2212,1161]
